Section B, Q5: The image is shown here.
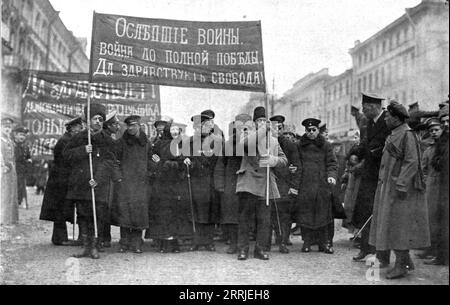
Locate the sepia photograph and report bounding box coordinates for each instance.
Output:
[0,0,449,290]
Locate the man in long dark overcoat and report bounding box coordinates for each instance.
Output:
[39,117,83,245]
[64,104,121,259]
[352,93,390,262]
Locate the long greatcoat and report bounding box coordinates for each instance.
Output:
[40,132,73,222]
[295,134,337,229]
[148,134,193,239]
[214,134,242,225]
[64,129,120,203]
[422,143,441,247]
[14,142,31,204]
[114,131,151,230]
[352,111,390,228]
[369,124,430,251]
[273,135,301,203]
[183,134,219,224]
[1,133,18,225]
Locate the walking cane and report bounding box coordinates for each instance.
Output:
[352,214,373,240]
[273,198,282,238]
[73,206,77,242]
[86,90,98,239]
[186,163,196,233]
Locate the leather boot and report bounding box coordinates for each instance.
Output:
[376,250,391,268]
[237,249,248,261]
[405,252,415,271]
[226,227,238,254]
[90,238,100,259]
[172,240,181,253]
[254,246,269,260]
[72,234,90,258]
[386,251,407,279]
[301,233,311,253]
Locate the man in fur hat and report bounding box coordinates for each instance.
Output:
[64,103,121,259]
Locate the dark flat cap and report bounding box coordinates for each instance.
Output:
[408,101,419,109]
[362,92,385,104]
[124,115,141,125]
[65,117,83,127]
[269,115,285,124]
[439,100,449,109]
[387,100,409,119]
[319,122,327,132]
[13,126,29,133]
[351,105,360,112]
[191,114,213,123]
[154,115,173,128]
[439,105,449,119]
[425,117,441,129]
[201,109,215,119]
[302,118,321,128]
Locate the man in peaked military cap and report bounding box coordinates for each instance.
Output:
[268,114,300,253]
[40,117,84,246]
[352,93,391,264]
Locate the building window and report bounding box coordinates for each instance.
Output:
[397,31,401,46]
[332,109,336,125]
[333,86,337,101]
[369,49,373,62]
[344,105,349,122]
[404,27,409,41]
[387,63,392,85]
[358,55,362,67]
[339,82,343,98]
[363,76,367,92]
[375,70,379,89]
[358,78,362,93]
[390,35,394,50]
[369,73,373,91]
[382,40,386,54]
[381,67,385,86]
[364,51,368,63]
[338,107,342,124]
[346,80,350,95]
[327,111,331,125]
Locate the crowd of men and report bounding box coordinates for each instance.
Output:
[1,91,448,280]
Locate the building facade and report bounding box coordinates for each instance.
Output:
[274,68,329,135]
[269,0,448,139]
[350,0,449,110]
[1,0,89,120]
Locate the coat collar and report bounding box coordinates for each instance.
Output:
[300,134,326,147]
[123,131,148,146]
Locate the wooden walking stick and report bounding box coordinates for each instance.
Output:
[186,163,196,233]
[86,89,98,239]
[353,214,373,240]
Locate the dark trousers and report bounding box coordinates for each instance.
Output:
[75,200,106,240]
[193,223,215,246]
[237,192,271,252]
[223,224,238,248]
[360,222,375,254]
[51,222,68,244]
[269,199,294,248]
[301,226,329,247]
[120,227,143,249]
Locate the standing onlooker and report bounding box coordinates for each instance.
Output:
[115,115,151,254]
[64,104,120,259]
[352,93,390,263]
[40,117,83,245]
[369,101,430,279]
[1,117,18,225]
[13,126,31,207]
[236,106,288,260]
[424,105,449,266]
[420,118,443,260]
[296,118,337,254]
[269,115,300,253]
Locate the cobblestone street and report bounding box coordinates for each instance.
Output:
[0,188,448,285]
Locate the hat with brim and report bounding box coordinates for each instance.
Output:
[124,115,141,125]
[13,126,29,134]
[65,117,83,128]
[105,111,117,124]
[362,92,385,105]
[269,115,285,124]
[302,118,321,128]
[387,100,409,119]
[408,102,419,109]
[425,117,441,129]
[191,114,213,123]
[154,115,173,128]
[439,105,449,119]
[201,109,215,119]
